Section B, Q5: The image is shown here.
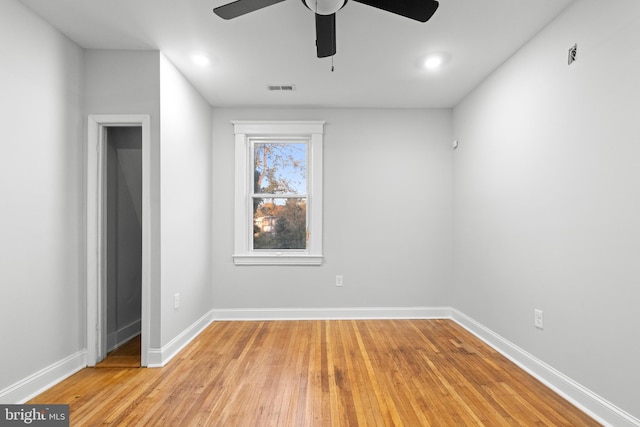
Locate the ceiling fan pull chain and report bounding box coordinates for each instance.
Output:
[331,55,335,72]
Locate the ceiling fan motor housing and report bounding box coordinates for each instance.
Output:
[302,0,348,15]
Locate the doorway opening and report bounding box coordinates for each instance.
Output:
[87,115,151,367]
[98,127,142,367]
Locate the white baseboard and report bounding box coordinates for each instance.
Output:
[211,306,451,321]
[0,350,86,404]
[450,309,640,427]
[147,310,215,368]
[107,319,141,353]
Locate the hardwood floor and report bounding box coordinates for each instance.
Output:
[95,335,141,368]
[29,320,600,426]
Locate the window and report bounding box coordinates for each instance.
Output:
[252,140,307,250]
[232,121,324,265]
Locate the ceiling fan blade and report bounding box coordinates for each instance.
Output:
[353,0,438,22]
[315,13,336,58]
[213,0,286,20]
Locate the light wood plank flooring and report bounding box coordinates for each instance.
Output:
[29,320,600,426]
[95,335,141,368]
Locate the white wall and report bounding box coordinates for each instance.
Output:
[159,55,213,345]
[452,0,640,419]
[0,0,84,396]
[211,108,453,311]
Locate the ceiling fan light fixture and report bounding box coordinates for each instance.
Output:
[215,0,439,59]
[303,0,347,15]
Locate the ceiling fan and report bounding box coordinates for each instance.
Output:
[213,0,439,58]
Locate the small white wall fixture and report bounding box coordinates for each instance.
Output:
[87,115,151,367]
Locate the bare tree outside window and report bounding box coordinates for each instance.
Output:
[252,142,307,250]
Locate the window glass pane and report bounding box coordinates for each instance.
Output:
[253,198,307,250]
[254,142,306,195]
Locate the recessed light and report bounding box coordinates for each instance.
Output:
[191,53,211,66]
[424,56,443,69]
[421,52,450,71]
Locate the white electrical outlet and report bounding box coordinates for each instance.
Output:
[534,309,544,329]
[174,293,180,309]
[335,275,343,287]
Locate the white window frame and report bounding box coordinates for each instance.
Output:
[232,121,324,266]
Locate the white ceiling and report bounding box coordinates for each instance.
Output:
[19,0,573,108]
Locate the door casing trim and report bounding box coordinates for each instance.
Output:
[87,114,151,367]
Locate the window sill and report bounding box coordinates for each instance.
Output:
[233,254,324,266]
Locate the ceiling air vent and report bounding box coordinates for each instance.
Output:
[267,84,296,92]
